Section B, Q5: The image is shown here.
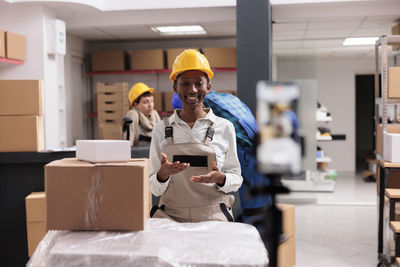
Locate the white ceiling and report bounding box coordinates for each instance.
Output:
[2,0,400,59]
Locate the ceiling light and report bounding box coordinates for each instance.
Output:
[343,37,379,46]
[151,25,206,36]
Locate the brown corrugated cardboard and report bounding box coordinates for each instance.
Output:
[97,110,125,122]
[203,47,237,68]
[0,80,43,115]
[153,91,164,112]
[278,236,296,267]
[25,192,46,257]
[389,67,400,98]
[0,29,5,57]
[376,124,400,155]
[96,82,129,94]
[45,158,150,231]
[163,91,175,111]
[98,122,122,140]
[392,24,400,51]
[0,115,44,152]
[131,49,164,70]
[5,31,26,61]
[278,203,295,238]
[92,50,127,72]
[97,91,127,104]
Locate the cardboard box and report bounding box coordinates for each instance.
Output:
[278,236,296,267]
[5,31,26,61]
[92,50,127,72]
[376,124,400,155]
[392,23,400,51]
[76,140,130,163]
[0,80,43,115]
[98,122,122,140]
[0,29,5,58]
[203,47,236,68]
[97,101,130,114]
[384,132,400,162]
[278,203,295,238]
[389,67,400,98]
[163,91,175,111]
[45,158,150,231]
[97,110,125,123]
[97,91,127,104]
[25,192,46,257]
[0,115,44,152]
[152,91,164,112]
[131,49,164,70]
[97,82,129,94]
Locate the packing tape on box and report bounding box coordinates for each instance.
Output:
[85,171,103,229]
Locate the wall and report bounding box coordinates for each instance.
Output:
[0,4,68,149]
[278,56,376,172]
[64,34,89,145]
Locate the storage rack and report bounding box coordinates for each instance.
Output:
[374,35,400,266]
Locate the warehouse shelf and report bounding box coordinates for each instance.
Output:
[87,67,236,76]
[0,57,24,68]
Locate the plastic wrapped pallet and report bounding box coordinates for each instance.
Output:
[27,218,268,267]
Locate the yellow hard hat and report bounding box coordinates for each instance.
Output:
[169,49,214,82]
[129,82,154,105]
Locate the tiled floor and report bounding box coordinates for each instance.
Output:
[279,172,378,267]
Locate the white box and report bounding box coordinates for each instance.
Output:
[383,132,400,162]
[76,140,130,163]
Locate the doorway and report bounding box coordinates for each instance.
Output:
[355,74,376,172]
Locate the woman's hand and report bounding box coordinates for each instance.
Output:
[157,153,190,182]
[190,161,226,186]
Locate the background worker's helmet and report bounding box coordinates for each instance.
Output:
[169,49,214,82]
[128,82,154,105]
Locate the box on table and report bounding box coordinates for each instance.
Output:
[389,67,400,98]
[0,29,4,57]
[25,192,46,257]
[92,50,128,72]
[163,91,175,111]
[152,91,164,112]
[0,115,44,152]
[5,31,26,61]
[0,80,43,115]
[98,122,122,140]
[376,124,400,155]
[203,47,236,68]
[130,49,164,70]
[45,158,150,231]
[76,140,130,163]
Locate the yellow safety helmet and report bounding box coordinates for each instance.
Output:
[169,49,214,82]
[128,82,154,105]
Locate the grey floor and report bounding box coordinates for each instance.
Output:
[278,172,378,267]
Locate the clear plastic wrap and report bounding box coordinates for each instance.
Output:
[27,218,268,267]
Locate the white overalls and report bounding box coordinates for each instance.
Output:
[151,118,234,222]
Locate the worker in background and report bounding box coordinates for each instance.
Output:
[172,90,271,225]
[124,82,161,146]
[149,49,243,222]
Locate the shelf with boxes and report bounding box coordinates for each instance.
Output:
[87,67,236,76]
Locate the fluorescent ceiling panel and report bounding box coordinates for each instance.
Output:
[343,37,379,45]
[151,25,207,36]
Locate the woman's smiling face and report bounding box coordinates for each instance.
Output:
[173,70,210,110]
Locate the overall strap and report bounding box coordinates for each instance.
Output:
[204,122,215,146]
[163,118,173,144]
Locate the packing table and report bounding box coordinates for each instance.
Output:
[27,218,268,267]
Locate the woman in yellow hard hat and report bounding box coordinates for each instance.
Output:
[125,82,160,146]
[148,49,243,222]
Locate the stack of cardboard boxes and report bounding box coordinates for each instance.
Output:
[0,29,26,61]
[97,82,130,140]
[0,80,44,152]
